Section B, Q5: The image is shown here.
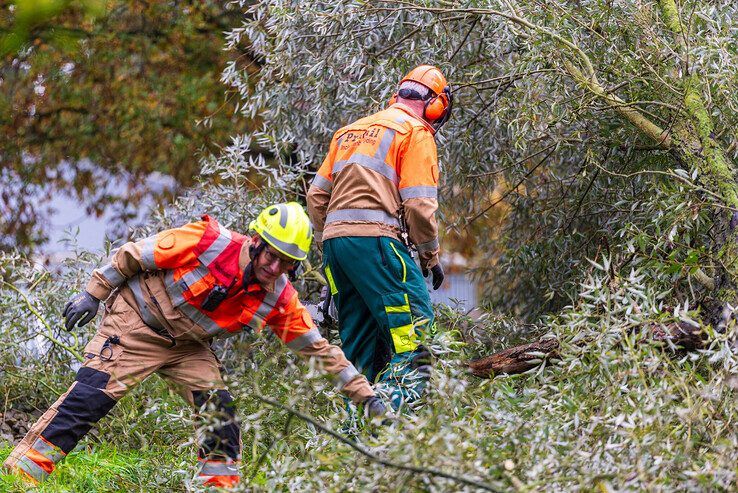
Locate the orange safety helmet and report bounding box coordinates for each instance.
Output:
[388,64,453,132]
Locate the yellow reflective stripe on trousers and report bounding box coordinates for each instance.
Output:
[384,293,410,313]
[384,293,417,353]
[390,323,417,353]
[389,243,407,283]
[324,265,338,295]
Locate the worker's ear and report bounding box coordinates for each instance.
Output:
[249,235,264,260]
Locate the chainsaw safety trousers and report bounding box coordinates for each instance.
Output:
[307,102,442,271]
[322,236,434,409]
[4,294,239,485]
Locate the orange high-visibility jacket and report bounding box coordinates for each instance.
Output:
[85,216,373,402]
[307,103,441,269]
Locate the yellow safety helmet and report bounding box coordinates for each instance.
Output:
[249,202,313,261]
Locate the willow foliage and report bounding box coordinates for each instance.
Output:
[220,0,738,317]
[3,1,738,491]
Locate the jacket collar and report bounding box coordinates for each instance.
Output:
[391,102,436,134]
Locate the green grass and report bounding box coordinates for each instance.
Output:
[0,444,187,492]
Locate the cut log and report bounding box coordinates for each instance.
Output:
[650,321,704,350]
[467,337,559,378]
[467,321,706,379]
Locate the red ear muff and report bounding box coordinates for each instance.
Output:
[388,93,398,107]
[428,86,453,133]
[424,92,448,121]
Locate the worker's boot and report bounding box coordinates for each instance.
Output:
[195,459,241,488]
[192,389,242,489]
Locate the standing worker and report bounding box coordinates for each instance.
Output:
[4,202,384,489]
[307,65,452,410]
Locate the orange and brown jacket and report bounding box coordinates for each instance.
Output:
[85,215,373,403]
[307,102,441,269]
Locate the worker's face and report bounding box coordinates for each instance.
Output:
[251,237,298,284]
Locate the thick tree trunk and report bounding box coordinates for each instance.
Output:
[656,1,738,299]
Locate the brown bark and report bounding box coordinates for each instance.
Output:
[467,337,559,378]
[468,322,705,378]
[650,321,704,351]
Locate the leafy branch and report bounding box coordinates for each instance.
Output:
[253,394,503,492]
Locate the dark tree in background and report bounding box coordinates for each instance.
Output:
[0,0,255,252]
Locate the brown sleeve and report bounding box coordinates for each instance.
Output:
[270,294,375,404]
[398,129,441,270]
[306,135,338,245]
[86,240,153,300]
[306,186,331,246]
[404,197,440,269]
[296,337,375,404]
[86,221,205,300]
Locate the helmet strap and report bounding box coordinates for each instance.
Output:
[242,240,266,291]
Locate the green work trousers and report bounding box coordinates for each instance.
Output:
[323,236,434,409]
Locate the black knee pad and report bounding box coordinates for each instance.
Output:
[41,368,117,453]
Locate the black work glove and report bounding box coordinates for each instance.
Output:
[363,396,387,419]
[63,291,101,331]
[422,263,445,291]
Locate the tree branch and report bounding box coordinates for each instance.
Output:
[376,1,674,149]
[252,394,502,492]
[1,280,83,362]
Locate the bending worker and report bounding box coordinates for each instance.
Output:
[307,65,452,410]
[4,202,384,489]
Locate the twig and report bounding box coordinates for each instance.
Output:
[449,16,479,61]
[563,165,601,233]
[454,69,558,91]
[1,280,83,362]
[250,414,294,480]
[466,144,558,227]
[373,26,423,58]
[253,394,502,492]
[468,142,558,178]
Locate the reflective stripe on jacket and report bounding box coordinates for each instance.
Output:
[88,216,315,344]
[307,103,441,269]
[85,216,374,403]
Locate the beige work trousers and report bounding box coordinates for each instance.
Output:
[4,293,230,481]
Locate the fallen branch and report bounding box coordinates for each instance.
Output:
[468,321,706,379]
[467,337,559,378]
[650,321,704,350]
[253,394,502,492]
